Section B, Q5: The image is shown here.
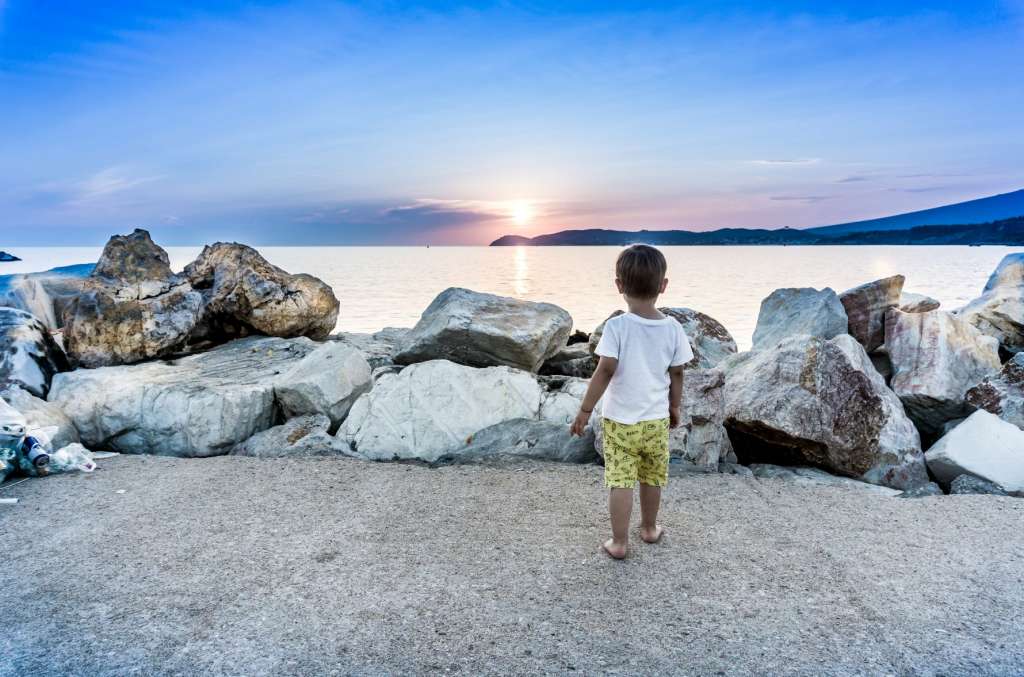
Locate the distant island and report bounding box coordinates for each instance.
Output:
[492,217,1024,246]
[0,251,21,262]
[492,188,1024,246]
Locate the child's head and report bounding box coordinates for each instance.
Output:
[615,244,668,300]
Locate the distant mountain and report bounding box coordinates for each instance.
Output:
[491,188,1024,246]
[491,216,1024,246]
[807,188,1024,235]
[491,227,820,247]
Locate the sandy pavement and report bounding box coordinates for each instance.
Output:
[2,455,1023,676]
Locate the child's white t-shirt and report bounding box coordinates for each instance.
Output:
[594,312,694,425]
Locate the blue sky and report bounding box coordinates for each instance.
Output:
[1,1,1022,245]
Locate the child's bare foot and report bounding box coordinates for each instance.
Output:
[602,538,627,559]
[640,525,664,543]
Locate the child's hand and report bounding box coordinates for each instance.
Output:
[570,409,592,437]
[669,407,681,429]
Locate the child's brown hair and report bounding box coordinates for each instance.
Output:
[615,244,667,298]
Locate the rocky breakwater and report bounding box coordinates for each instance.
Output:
[48,336,371,457]
[62,229,339,368]
[336,288,594,464]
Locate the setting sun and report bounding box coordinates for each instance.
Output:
[510,201,534,226]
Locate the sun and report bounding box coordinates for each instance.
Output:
[510,201,534,226]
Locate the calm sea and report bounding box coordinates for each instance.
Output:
[2,245,1014,350]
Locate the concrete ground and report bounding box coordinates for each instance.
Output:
[1,455,1023,676]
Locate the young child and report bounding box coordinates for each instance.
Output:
[570,244,693,559]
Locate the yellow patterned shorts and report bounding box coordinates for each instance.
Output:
[602,417,670,489]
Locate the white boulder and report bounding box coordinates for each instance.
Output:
[337,360,592,463]
[48,336,366,457]
[924,410,1024,496]
[958,253,1024,354]
[394,288,572,372]
[274,341,372,429]
[885,309,1001,436]
[751,287,848,350]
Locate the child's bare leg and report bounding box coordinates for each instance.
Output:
[638,483,664,543]
[603,488,632,559]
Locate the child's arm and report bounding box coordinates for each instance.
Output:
[668,365,684,428]
[569,356,617,436]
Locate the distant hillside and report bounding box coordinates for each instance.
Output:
[807,188,1024,235]
[491,227,820,246]
[491,216,1024,246]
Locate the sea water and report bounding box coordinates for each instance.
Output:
[2,245,1012,350]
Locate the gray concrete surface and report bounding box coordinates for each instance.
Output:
[2,455,1023,676]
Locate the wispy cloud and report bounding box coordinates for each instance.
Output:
[890,185,959,193]
[21,166,164,209]
[769,195,835,203]
[836,175,871,183]
[73,166,163,203]
[748,158,821,166]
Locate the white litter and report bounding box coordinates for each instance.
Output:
[0,497,18,505]
[91,452,120,460]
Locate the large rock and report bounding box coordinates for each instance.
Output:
[900,292,940,313]
[885,309,1001,437]
[594,367,734,469]
[185,242,339,342]
[231,414,346,457]
[337,360,592,463]
[588,307,737,369]
[840,275,904,351]
[924,410,1024,496]
[966,353,1024,430]
[0,263,93,330]
[959,253,1024,354]
[393,288,572,372]
[724,334,927,489]
[0,307,69,398]
[751,287,848,350]
[274,342,372,429]
[48,336,366,457]
[62,230,204,368]
[0,386,79,449]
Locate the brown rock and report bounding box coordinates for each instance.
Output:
[840,275,904,351]
[185,242,339,342]
[63,230,203,368]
